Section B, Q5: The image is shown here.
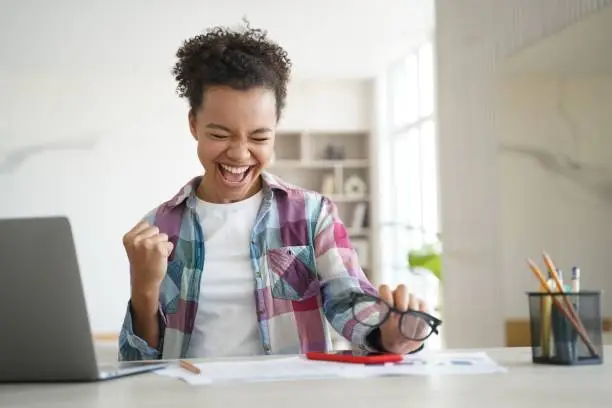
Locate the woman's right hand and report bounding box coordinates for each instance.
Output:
[122,221,174,297]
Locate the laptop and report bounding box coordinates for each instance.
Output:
[0,216,168,382]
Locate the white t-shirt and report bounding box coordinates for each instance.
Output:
[185,191,265,358]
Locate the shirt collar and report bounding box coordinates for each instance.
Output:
[165,171,288,209]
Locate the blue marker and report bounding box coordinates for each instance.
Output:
[556,269,571,292]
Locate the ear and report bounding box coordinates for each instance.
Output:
[188,110,198,141]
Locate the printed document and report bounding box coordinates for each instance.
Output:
[364,351,508,376]
[155,352,507,386]
[155,356,368,385]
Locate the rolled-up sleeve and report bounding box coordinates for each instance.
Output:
[313,196,380,351]
[118,301,166,361]
[118,210,166,361]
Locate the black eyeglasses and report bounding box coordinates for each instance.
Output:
[348,292,442,342]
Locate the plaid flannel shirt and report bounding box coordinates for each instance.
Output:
[118,172,380,360]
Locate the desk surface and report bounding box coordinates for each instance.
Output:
[1,346,610,408]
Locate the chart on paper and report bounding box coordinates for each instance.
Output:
[367,352,508,376]
[155,352,507,386]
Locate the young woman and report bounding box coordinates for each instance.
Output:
[119,23,430,361]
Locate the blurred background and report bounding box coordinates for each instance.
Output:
[1,0,611,353]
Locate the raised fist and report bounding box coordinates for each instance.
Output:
[122,221,174,296]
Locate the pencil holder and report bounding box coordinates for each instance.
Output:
[526,291,603,365]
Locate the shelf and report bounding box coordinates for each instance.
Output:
[270,127,374,277]
[309,132,369,161]
[274,132,302,161]
[270,159,369,169]
[347,228,369,236]
[329,195,369,202]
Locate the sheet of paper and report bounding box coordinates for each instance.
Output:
[363,351,507,376]
[155,356,370,385]
[155,352,507,386]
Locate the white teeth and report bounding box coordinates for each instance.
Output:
[220,164,249,174]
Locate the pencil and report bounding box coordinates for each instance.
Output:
[527,259,599,358]
[539,277,552,357]
[179,359,201,374]
[542,253,587,334]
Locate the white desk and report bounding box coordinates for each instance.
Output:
[1,346,610,408]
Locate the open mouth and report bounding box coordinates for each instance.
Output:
[217,163,253,185]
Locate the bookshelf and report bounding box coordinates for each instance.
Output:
[269,130,374,278]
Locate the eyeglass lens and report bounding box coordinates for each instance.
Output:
[352,296,390,327]
[400,313,433,341]
[352,295,435,341]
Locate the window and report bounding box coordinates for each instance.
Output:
[380,40,439,284]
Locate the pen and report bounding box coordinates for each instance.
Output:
[539,253,599,358]
[547,271,556,356]
[569,266,581,360]
[571,267,580,293]
[556,269,564,291]
[547,271,554,290]
[179,359,201,374]
[556,269,572,293]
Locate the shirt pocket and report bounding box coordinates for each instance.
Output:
[159,259,184,314]
[266,245,319,301]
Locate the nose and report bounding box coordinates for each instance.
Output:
[226,140,251,162]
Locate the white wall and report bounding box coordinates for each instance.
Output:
[0,0,433,80]
[498,76,612,317]
[279,79,373,132]
[0,72,374,334]
[436,0,612,348]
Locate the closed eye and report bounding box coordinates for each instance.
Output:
[209,133,228,140]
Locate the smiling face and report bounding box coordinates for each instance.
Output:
[189,86,277,203]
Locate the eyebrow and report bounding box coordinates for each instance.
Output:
[205,123,273,135]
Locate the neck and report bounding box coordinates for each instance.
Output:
[196,175,263,204]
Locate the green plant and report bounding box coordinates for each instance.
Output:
[407,232,442,281]
[408,245,441,281]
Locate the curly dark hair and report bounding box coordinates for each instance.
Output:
[171,21,292,120]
